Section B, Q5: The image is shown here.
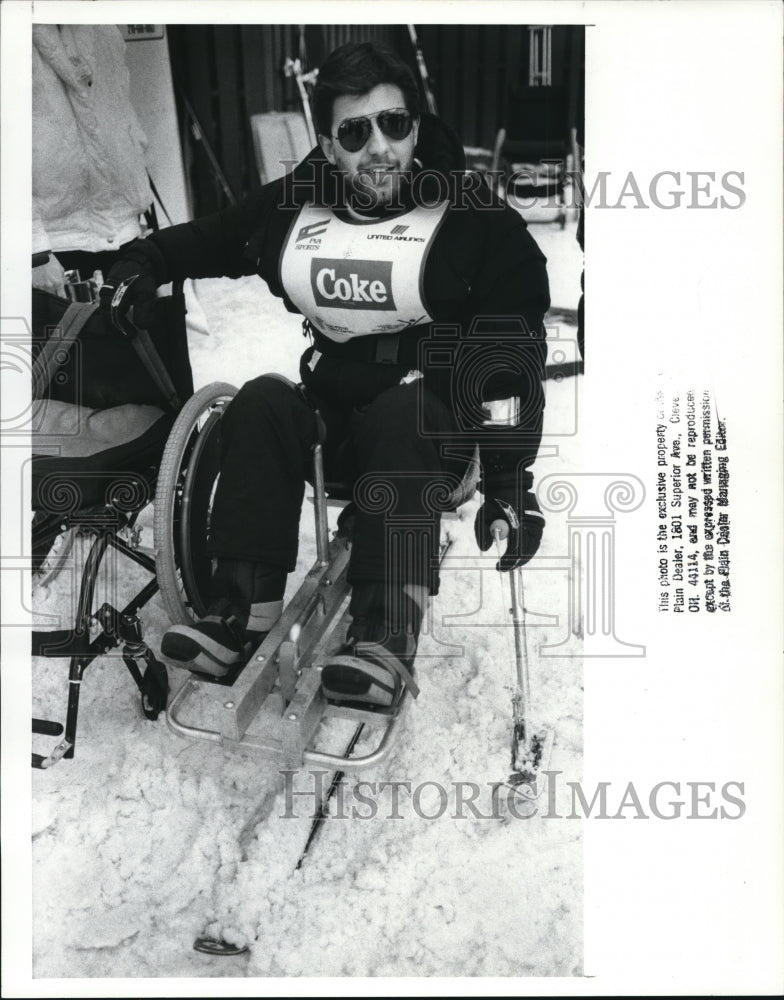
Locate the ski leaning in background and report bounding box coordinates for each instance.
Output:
[100,40,550,713]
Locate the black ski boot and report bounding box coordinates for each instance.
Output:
[161,560,285,678]
[321,581,427,706]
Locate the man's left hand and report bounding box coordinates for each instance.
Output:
[474,491,545,571]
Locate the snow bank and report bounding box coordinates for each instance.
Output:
[31,220,585,979]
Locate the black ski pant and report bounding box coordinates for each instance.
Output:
[208,374,466,595]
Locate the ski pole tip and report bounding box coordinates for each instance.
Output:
[193,936,249,957]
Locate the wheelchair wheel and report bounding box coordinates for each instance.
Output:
[154,382,237,625]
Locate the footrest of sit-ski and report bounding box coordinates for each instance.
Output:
[302,694,411,771]
[167,662,409,771]
[165,528,409,769]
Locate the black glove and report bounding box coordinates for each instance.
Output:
[98,240,164,330]
[474,485,545,571]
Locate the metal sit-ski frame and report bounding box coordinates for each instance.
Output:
[166,442,410,770]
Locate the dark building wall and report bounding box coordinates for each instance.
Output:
[417,25,584,151]
[167,24,583,217]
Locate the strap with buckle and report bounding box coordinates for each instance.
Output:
[374,333,400,364]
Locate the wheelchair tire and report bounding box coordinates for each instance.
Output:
[154,382,237,625]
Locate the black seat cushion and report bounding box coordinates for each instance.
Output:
[30,287,191,516]
[32,401,175,514]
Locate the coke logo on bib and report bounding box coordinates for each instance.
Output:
[311,258,396,311]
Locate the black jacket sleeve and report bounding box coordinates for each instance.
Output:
[140,184,284,285]
[129,149,335,290]
[468,206,550,496]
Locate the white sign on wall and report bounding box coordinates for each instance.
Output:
[120,24,164,42]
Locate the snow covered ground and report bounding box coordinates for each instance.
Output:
[30,216,585,981]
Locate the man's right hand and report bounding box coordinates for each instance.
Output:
[99,254,159,330]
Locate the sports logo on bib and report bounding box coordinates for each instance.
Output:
[311,258,396,311]
[280,201,449,340]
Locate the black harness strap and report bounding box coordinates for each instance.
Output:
[34,298,181,413]
[122,323,182,412]
[374,333,401,364]
[32,301,97,400]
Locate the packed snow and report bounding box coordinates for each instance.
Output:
[31,215,585,980]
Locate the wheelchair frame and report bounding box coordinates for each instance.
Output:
[31,279,191,768]
[32,511,169,768]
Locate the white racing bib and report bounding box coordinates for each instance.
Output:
[279,201,449,342]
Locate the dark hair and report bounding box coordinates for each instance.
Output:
[312,41,421,138]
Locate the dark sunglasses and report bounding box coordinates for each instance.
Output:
[334,108,414,153]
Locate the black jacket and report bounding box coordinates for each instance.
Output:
[130,114,550,488]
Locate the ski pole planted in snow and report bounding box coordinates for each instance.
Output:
[294,721,365,871]
[492,523,555,792]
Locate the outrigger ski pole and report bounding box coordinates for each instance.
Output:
[506,566,554,787]
[492,528,555,792]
